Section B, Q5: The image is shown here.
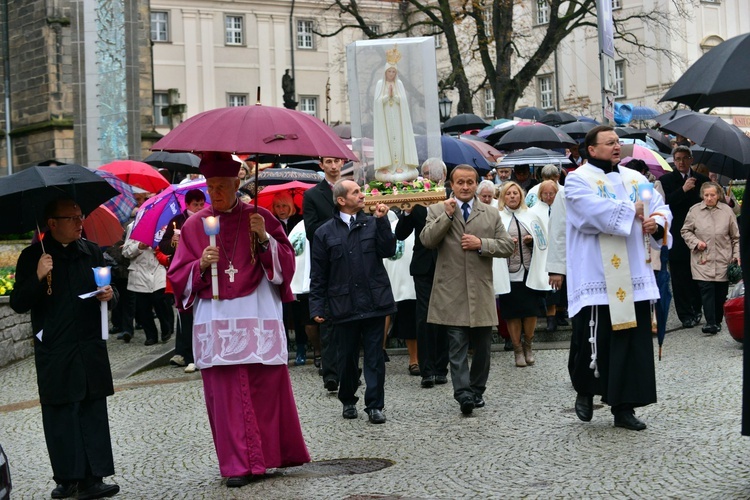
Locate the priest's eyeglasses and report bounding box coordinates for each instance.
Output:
[52,215,86,222]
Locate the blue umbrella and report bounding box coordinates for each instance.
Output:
[89,168,137,223]
[415,135,492,173]
[631,106,660,121]
[655,224,672,360]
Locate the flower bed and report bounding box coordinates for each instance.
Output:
[0,267,14,296]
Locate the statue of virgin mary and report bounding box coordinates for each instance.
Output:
[373,46,419,183]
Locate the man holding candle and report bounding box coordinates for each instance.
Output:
[167,152,309,487]
[10,198,120,499]
[565,126,671,431]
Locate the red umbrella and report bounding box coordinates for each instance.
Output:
[151,105,356,162]
[457,136,504,162]
[83,205,124,247]
[251,181,313,214]
[100,160,171,193]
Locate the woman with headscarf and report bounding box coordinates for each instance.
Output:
[373,46,419,183]
[681,181,740,334]
[495,181,551,367]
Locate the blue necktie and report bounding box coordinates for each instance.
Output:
[462,202,470,222]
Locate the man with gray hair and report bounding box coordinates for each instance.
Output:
[659,145,710,328]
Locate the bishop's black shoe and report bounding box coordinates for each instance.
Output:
[574,394,593,422]
[76,481,120,499]
[51,482,77,499]
[614,411,647,431]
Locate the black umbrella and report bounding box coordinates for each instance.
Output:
[496,123,576,151]
[143,151,201,175]
[690,145,747,179]
[539,111,577,126]
[512,107,545,121]
[240,167,321,196]
[442,113,489,134]
[653,109,695,126]
[658,112,750,165]
[559,121,597,139]
[614,126,641,138]
[659,33,750,110]
[497,147,572,167]
[619,129,674,154]
[0,164,120,234]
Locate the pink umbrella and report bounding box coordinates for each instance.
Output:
[251,181,313,214]
[457,136,504,162]
[129,179,210,247]
[619,143,673,179]
[100,160,171,193]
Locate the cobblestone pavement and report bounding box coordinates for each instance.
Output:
[1,319,749,499]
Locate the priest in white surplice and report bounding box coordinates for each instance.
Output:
[566,126,672,431]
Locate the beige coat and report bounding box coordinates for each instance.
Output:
[420,198,514,327]
[680,201,740,282]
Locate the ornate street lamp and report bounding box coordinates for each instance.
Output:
[439,95,453,122]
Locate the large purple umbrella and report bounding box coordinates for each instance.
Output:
[152,105,356,162]
[129,179,210,247]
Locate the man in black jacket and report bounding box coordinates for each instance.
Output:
[302,157,344,391]
[309,180,396,424]
[10,198,120,499]
[659,146,709,328]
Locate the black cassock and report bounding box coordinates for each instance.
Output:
[10,236,117,482]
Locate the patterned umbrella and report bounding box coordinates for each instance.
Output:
[89,168,136,223]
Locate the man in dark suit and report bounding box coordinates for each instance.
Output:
[302,157,344,392]
[659,145,710,328]
[395,160,449,389]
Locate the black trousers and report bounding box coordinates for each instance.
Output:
[668,257,703,323]
[446,326,492,403]
[176,310,194,363]
[337,317,386,411]
[41,397,115,483]
[320,320,339,385]
[134,288,174,342]
[110,276,134,334]
[698,280,730,327]
[415,275,448,378]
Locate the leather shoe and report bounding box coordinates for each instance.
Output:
[614,411,647,431]
[342,404,358,419]
[420,376,435,388]
[702,324,718,334]
[76,481,120,499]
[681,319,696,329]
[324,379,338,392]
[575,394,593,422]
[474,395,485,408]
[161,332,172,343]
[51,482,77,499]
[434,375,448,385]
[503,339,513,352]
[460,399,474,415]
[367,408,386,424]
[226,475,253,488]
[144,338,158,346]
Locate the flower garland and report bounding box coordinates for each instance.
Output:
[364,177,441,196]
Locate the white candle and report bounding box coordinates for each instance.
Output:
[202,216,221,300]
[93,267,111,340]
[639,183,654,264]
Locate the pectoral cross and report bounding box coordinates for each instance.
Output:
[225,263,238,283]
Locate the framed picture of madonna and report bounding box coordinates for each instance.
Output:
[346,37,446,212]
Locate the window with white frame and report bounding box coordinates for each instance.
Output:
[432,24,442,48]
[225,15,244,45]
[299,96,318,117]
[297,20,315,49]
[614,61,625,98]
[484,88,495,118]
[538,75,554,109]
[228,94,248,107]
[536,0,550,25]
[612,0,622,9]
[150,11,169,42]
[153,92,170,127]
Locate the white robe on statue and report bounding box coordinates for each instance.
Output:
[373,78,419,180]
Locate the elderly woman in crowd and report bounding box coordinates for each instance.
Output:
[525,164,563,208]
[529,180,562,332]
[495,181,551,367]
[477,179,498,207]
[680,181,740,334]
